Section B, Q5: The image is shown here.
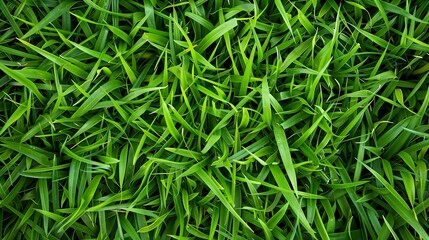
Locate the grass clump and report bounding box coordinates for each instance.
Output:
[1,0,429,239]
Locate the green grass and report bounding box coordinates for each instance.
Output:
[1,0,429,239]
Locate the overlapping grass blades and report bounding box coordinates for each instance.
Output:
[0,0,429,239]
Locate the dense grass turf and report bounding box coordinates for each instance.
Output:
[1,0,429,239]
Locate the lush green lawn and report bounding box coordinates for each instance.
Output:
[1,0,429,239]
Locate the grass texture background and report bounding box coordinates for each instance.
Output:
[1,0,429,239]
